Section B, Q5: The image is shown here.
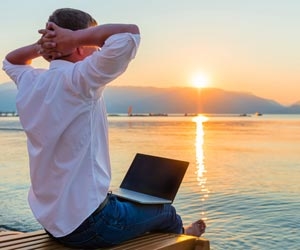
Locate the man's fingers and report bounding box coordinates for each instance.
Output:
[39,50,62,60]
[38,29,56,38]
[46,22,59,31]
[44,30,56,38]
[51,52,62,59]
[42,41,56,49]
[38,29,47,36]
[37,40,57,59]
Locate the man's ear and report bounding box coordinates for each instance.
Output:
[77,47,84,56]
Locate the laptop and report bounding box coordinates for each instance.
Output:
[112,153,189,204]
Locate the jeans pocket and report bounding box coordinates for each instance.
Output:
[98,197,126,230]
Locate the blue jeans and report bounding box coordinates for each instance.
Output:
[53,194,183,249]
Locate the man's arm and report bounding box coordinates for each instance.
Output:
[5,23,140,65]
[5,43,41,65]
[39,22,140,58]
[73,23,140,47]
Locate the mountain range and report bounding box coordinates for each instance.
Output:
[1,82,299,114]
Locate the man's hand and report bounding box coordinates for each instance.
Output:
[38,22,76,60]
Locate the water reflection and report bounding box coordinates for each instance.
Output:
[193,115,209,219]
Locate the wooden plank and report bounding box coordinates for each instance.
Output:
[110,233,177,249]
[141,236,197,250]
[0,231,23,237]
[0,230,45,242]
[2,239,67,250]
[0,231,49,248]
[0,230,210,250]
[194,237,210,250]
[0,230,68,250]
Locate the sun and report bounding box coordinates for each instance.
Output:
[192,73,210,89]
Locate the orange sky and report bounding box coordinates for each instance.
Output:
[1,1,300,105]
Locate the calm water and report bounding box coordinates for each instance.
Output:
[0,115,299,249]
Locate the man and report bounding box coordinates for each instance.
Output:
[3,8,205,248]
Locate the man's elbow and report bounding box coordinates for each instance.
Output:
[5,52,32,65]
[129,24,140,35]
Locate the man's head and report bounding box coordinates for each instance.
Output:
[48,8,97,30]
[44,8,99,62]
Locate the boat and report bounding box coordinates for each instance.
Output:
[127,106,168,117]
[149,112,168,116]
[239,113,251,117]
[127,106,147,116]
[0,229,210,249]
[184,113,198,117]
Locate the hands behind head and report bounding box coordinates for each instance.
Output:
[37,22,76,61]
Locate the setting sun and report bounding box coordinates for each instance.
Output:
[191,73,210,88]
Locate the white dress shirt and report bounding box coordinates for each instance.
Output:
[2,33,140,237]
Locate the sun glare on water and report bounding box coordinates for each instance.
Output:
[191,73,210,89]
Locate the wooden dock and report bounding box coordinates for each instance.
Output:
[0,230,210,250]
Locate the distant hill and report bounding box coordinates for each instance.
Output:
[1,82,300,114]
[104,86,300,114]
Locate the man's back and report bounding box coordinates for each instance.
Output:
[3,32,140,237]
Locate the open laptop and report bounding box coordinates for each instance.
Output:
[112,153,189,204]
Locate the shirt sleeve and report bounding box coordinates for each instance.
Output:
[2,59,32,88]
[69,33,141,99]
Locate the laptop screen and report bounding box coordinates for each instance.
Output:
[120,153,189,200]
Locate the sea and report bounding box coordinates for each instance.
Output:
[0,114,299,249]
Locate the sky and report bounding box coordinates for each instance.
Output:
[1,0,300,105]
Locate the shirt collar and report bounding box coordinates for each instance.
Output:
[50,60,74,69]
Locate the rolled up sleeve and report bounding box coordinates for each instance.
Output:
[71,33,141,99]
